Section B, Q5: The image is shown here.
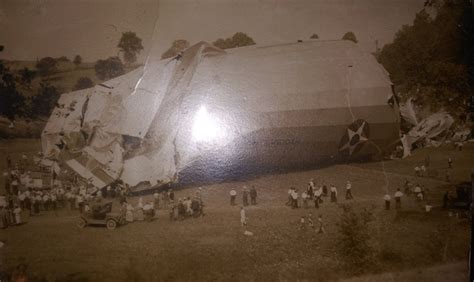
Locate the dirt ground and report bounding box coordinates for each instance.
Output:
[0,139,472,281]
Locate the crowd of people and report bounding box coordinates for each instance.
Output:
[1,148,464,231]
[229,185,257,207]
[283,179,354,210]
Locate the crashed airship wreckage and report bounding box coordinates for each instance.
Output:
[42,40,400,190]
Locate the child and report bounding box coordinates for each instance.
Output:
[299,216,306,230]
[317,215,325,234]
[307,213,314,229]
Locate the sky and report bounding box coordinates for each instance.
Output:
[0,0,426,63]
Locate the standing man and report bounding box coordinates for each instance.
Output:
[420,165,426,177]
[330,185,338,203]
[291,189,299,209]
[384,194,391,210]
[448,156,453,169]
[314,186,322,209]
[230,188,237,206]
[301,191,308,209]
[414,184,422,201]
[307,178,315,200]
[242,186,249,206]
[322,183,328,197]
[414,166,421,177]
[394,188,403,209]
[250,186,257,205]
[286,187,293,206]
[345,181,353,200]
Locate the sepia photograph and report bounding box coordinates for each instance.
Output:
[0,0,473,281]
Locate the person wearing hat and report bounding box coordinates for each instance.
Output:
[330,185,338,203]
[394,188,403,209]
[291,188,299,209]
[345,181,353,200]
[230,188,237,206]
[384,194,391,210]
[307,178,315,200]
[314,186,322,209]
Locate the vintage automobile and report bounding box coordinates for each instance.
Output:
[77,202,125,230]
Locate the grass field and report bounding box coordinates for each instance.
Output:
[0,139,472,281]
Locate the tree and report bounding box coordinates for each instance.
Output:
[342,32,358,43]
[378,0,471,114]
[73,55,82,67]
[337,205,375,274]
[117,31,144,65]
[0,68,26,120]
[161,39,190,59]
[0,45,26,120]
[94,57,125,80]
[213,32,256,49]
[36,57,57,76]
[19,67,36,86]
[310,33,319,39]
[73,77,94,90]
[31,81,59,117]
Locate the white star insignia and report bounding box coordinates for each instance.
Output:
[339,121,368,155]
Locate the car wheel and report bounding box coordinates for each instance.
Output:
[106,219,117,230]
[77,218,86,229]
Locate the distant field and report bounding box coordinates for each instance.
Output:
[5,60,140,95]
[0,139,471,281]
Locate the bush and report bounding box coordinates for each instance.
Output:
[337,204,375,274]
[94,57,125,80]
[73,77,94,90]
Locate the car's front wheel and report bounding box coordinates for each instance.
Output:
[77,218,86,229]
[106,219,117,230]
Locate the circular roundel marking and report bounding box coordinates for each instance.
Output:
[338,119,370,156]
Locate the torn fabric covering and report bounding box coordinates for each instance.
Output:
[82,127,124,179]
[41,88,91,156]
[65,155,115,188]
[405,111,454,148]
[399,97,418,126]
